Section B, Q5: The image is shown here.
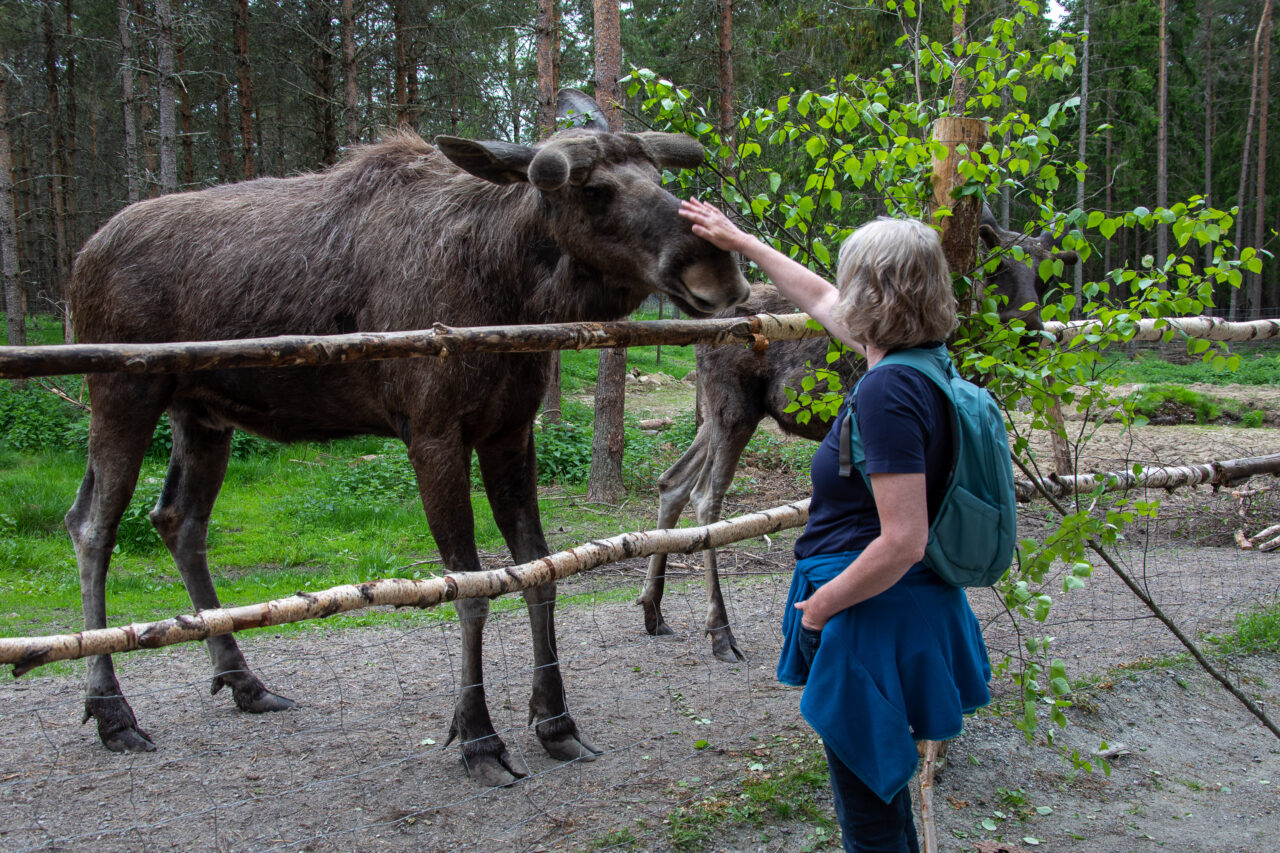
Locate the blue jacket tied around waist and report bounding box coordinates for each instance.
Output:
[777,551,991,804]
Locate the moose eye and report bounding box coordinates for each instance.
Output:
[580,183,614,204]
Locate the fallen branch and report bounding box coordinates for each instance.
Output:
[1011,455,1280,743]
[0,500,811,675]
[1013,453,1280,503]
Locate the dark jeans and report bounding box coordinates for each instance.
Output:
[824,744,920,853]
[798,623,919,851]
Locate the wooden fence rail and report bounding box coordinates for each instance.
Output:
[4,452,1277,672]
[2,314,1278,380]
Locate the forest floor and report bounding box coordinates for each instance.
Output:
[0,378,1277,852]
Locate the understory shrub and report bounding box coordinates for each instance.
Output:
[0,383,84,453]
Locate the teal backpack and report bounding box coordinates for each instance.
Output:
[837,346,1017,587]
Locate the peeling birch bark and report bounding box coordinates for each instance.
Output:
[0,501,811,674]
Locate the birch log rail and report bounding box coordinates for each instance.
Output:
[1044,315,1280,345]
[3,314,1279,381]
[0,500,812,675]
[1012,453,1280,502]
[0,314,826,380]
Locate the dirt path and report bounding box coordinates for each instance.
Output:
[1,536,1277,852]
[0,383,1275,852]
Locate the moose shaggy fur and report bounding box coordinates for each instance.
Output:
[66,90,749,786]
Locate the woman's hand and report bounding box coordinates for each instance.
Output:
[679,198,754,254]
[793,596,830,632]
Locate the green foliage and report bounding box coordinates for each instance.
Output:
[630,0,1260,751]
[536,419,594,485]
[114,479,165,554]
[0,383,84,453]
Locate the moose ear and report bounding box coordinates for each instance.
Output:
[434,137,535,185]
[635,132,706,169]
[979,223,1002,250]
[556,89,610,131]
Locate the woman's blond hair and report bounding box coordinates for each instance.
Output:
[833,217,957,351]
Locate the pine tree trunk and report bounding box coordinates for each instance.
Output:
[1249,0,1272,316]
[393,0,408,128]
[537,0,562,423]
[341,0,358,146]
[62,0,80,253]
[587,0,626,504]
[1155,0,1168,274]
[309,0,337,165]
[156,0,178,195]
[1074,0,1088,318]
[718,0,734,160]
[0,64,25,357]
[1202,2,1213,276]
[233,0,256,180]
[1233,0,1266,319]
[134,0,157,195]
[43,5,72,343]
[117,0,140,203]
[178,41,194,186]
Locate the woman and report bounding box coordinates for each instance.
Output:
[679,199,991,853]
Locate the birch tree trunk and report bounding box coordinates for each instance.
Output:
[587,0,626,504]
[156,0,178,195]
[117,0,140,203]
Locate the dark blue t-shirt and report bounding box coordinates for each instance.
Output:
[794,345,955,560]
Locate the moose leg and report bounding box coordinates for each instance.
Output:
[638,430,705,637]
[689,424,755,663]
[410,433,525,787]
[477,429,600,764]
[65,375,169,752]
[151,409,293,714]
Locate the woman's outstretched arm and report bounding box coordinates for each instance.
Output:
[679,198,866,356]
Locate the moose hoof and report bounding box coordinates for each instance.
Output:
[212,672,295,714]
[461,741,528,787]
[708,625,745,663]
[84,695,156,753]
[640,600,675,637]
[541,731,602,763]
[536,715,602,762]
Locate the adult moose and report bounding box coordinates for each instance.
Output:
[639,211,1077,661]
[66,89,749,786]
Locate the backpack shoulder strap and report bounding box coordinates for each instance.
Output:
[836,346,957,480]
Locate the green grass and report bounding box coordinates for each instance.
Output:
[1128,383,1269,426]
[1,314,66,347]
[1110,349,1280,386]
[587,734,837,851]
